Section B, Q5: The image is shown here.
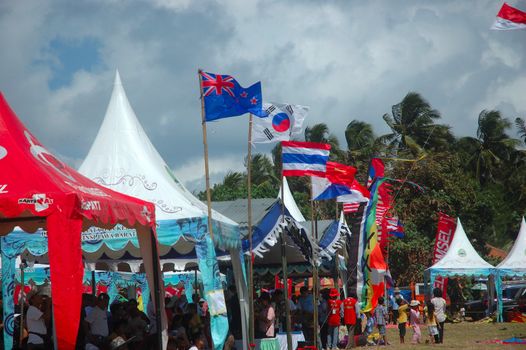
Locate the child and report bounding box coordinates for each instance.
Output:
[374,297,389,346]
[363,311,376,346]
[426,302,439,344]
[409,300,421,344]
[396,299,408,344]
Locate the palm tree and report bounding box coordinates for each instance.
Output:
[249,153,279,188]
[458,110,519,184]
[345,120,377,163]
[380,92,453,156]
[515,117,526,143]
[304,123,343,161]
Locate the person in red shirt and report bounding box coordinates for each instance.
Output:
[343,294,358,348]
[327,288,342,350]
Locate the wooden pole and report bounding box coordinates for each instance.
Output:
[198,69,215,242]
[310,185,319,349]
[280,173,293,350]
[247,114,255,345]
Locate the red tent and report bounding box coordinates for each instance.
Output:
[0,93,165,349]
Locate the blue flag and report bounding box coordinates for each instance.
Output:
[200,71,266,121]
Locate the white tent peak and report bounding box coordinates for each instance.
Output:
[497,217,526,269]
[278,177,306,223]
[114,69,122,86]
[430,219,494,269]
[79,72,236,226]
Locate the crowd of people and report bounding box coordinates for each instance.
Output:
[6,286,241,350]
[5,284,449,350]
[253,286,449,348]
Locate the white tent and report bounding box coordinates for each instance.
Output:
[279,177,307,222]
[495,217,526,321]
[497,217,526,273]
[428,219,494,274]
[426,219,497,319]
[79,71,248,350]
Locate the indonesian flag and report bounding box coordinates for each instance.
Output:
[492,3,526,30]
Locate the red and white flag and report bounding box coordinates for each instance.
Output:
[491,3,526,30]
[343,202,361,214]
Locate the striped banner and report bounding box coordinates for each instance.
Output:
[281,141,331,177]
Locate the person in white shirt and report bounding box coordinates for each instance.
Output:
[431,288,447,344]
[85,293,110,348]
[26,293,51,350]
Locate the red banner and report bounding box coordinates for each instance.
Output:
[432,213,457,298]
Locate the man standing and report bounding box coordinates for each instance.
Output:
[390,287,404,324]
[343,294,358,348]
[26,293,51,350]
[327,289,342,350]
[298,286,314,343]
[85,293,110,349]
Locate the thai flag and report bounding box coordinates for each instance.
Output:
[491,3,526,30]
[281,141,331,177]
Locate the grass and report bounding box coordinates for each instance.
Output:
[378,322,525,349]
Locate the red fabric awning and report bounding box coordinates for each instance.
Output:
[0,93,160,349]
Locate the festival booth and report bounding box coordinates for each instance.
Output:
[78,71,247,350]
[14,263,220,306]
[0,93,165,350]
[495,217,526,322]
[425,219,496,318]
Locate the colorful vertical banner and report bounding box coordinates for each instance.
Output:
[360,178,388,312]
[432,212,457,297]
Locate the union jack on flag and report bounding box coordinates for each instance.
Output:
[201,72,235,97]
[199,70,266,122]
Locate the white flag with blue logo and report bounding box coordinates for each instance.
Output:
[251,102,308,144]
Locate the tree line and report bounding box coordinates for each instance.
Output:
[199,92,526,285]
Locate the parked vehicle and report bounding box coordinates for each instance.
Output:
[464,283,526,320]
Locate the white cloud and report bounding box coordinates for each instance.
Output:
[1,0,525,191]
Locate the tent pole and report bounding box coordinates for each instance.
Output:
[310,186,319,349]
[198,69,215,243]
[280,173,293,350]
[150,230,163,350]
[19,261,25,348]
[247,114,255,346]
[91,270,96,296]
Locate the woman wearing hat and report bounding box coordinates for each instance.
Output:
[326,288,342,350]
[409,300,422,344]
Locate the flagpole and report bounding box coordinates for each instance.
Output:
[198,69,215,243]
[280,171,293,350]
[247,114,255,345]
[310,183,319,350]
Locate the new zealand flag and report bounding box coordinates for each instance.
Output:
[200,71,266,121]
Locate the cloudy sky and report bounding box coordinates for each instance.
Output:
[1,0,525,191]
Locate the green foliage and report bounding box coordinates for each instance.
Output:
[200,91,526,286]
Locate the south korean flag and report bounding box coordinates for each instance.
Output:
[251,102,308,144]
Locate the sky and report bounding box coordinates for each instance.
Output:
[1,0,526,192]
